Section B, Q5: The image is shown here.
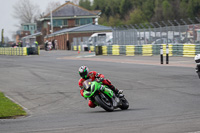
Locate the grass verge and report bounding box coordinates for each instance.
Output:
[0,92,26,119]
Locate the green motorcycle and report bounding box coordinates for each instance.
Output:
[82,79,129,112]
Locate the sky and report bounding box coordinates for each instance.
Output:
[0,0,69,41]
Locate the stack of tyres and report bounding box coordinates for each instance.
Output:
[28,44,38,55]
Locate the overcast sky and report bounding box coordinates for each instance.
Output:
[0,0,68,41]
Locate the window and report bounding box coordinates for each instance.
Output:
[75,19,79,26]
[53,19,63,27]
[24,25,29,31]
[53,19,68,27]
[63,20,68,26]
[75,18,93,26]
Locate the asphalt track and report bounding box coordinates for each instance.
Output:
[0,50,200,133]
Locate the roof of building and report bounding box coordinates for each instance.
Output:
[45,23,112,38]
[44,2,100,18]
[22,32,42,39]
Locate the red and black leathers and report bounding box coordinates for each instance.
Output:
[78,71,118,108]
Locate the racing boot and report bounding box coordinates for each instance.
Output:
[109,85,123,95]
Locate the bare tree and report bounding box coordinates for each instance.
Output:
[44,1,61,16]
[12,0,40,23]
[70,0,80,5]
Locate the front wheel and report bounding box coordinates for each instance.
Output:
[198,72,200,79]
[94,93,114,112]
[119,97,129,110]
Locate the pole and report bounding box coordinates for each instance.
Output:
[50,8,53,33]
[161,21,169,64]
[166,44,169,64]
[160,45,163,64]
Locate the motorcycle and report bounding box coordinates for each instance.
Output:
[196,65,200,79]
[194,54,200,79]
[82,79,129,112]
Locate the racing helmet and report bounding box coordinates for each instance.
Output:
[79,66,89,79]
[194,54,200,63]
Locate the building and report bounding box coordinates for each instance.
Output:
[15,23,37,44]
[15,30,30,44]
[21,23,37,34]
[45,23,112,50]
[22,32,42,47]
[39,1,101,36]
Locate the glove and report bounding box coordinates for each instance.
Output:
[80,89,87,100]
[96,77,104,82]
[80,89,84,97]
[95,73,100,78]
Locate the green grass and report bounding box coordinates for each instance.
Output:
[0,92,26,119]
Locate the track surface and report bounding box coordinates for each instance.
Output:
[0,50,200,133]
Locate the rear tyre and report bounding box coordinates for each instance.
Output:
[94,93,114,112]
[119,97,129,110]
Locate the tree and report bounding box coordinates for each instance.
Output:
[180,0,188,18]
[70,0,80,5]
[152,0,163,22]
[105,6,112,19]
[142,0,155,21]
[127,8,147,25]
[44,1,61,16]
[1,29,4,44]
[187,0,200,18]
[92,0,106,13]
[162,0,174,20]
[108,15,123,26]
[120,0,132,18]
[79,0,91,10]
[12,0,40,23]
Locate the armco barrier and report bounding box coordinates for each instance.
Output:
[0,47,40,56]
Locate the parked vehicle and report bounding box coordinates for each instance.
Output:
[152,38,172,44]
[88,32,113,46]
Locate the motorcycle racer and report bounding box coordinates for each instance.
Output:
[78,66,123,108]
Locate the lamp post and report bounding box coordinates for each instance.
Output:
[150,23,156,41]
[155,22,162,38]
[181,19,188,43]
[50,7,53,33]
[174,20,181,39]
[168,20,174,43]
[188,18,195,43]
[135,24,141,45]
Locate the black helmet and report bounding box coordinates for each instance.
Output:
[79,66,89,79]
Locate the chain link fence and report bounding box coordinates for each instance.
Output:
[72,37,90,51]
[113,24,200,45]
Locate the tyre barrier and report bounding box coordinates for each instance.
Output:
[0,47,40,56]
[73,44,200,57]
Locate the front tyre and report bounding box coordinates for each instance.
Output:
[94,93,114,112]
[198,72,200,79]
[119,97,129,110]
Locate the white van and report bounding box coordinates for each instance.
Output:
[88,32,113,46]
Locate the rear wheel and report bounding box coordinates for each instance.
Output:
[94,93,114,112]
[119,97,129,110]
